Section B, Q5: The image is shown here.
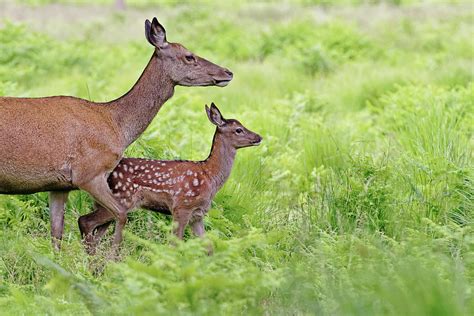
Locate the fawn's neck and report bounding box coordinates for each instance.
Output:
[108,53,175,146]
[204,131,237,191]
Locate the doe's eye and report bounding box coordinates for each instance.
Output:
[235,128,243,134]
[185,55,196,62]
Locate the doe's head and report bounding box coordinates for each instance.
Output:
[205,103,262,149]
[145,18,233,87]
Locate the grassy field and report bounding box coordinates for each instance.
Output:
[0,1,473,315]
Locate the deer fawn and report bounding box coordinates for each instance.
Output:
[78,103,262,254]
[0,18,232,250]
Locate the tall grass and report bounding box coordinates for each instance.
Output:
[0,1,473,315]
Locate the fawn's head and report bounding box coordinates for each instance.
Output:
[145,18,233,87]
[206,103,262,149]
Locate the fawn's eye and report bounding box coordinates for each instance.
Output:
[235,128,243,134]
[185,54,196,62]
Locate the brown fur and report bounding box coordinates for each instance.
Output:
[78,103,262,254]
[0,18,232,251]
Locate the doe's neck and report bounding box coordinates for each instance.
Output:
[107,53,175,146]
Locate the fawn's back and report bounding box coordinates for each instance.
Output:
[109,158,213,214]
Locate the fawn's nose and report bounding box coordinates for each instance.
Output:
[252,135,263,145]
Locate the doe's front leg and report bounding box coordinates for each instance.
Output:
[78,175,128,259]
[78,203,114,255]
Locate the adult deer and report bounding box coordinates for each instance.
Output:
[0,18,233,250]
[78,103,262,254]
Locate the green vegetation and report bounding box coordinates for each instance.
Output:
[0,1,473,315]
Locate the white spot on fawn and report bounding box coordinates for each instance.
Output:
[118,172,123,179]
[123,165,128,172]
[193,178,199,186]
[113,171,118,178]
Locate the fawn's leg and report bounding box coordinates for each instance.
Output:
[172,209,193,240]
[78,175,127,256]
[191,219,205,237]
[191,218,213,255]
[78,203,114,254]
[49,191,69,251]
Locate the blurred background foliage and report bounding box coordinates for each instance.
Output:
[0,0,473,315]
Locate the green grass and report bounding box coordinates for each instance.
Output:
[0,1,473,315]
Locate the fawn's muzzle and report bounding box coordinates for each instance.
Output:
[251,135,263,146]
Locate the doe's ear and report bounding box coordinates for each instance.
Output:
[145,17,168,49]
[205,102,225,127]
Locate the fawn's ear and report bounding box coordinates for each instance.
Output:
[145,17,168,49]
[206,103,225,126]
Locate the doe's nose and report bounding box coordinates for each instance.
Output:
[224,69,233,78]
